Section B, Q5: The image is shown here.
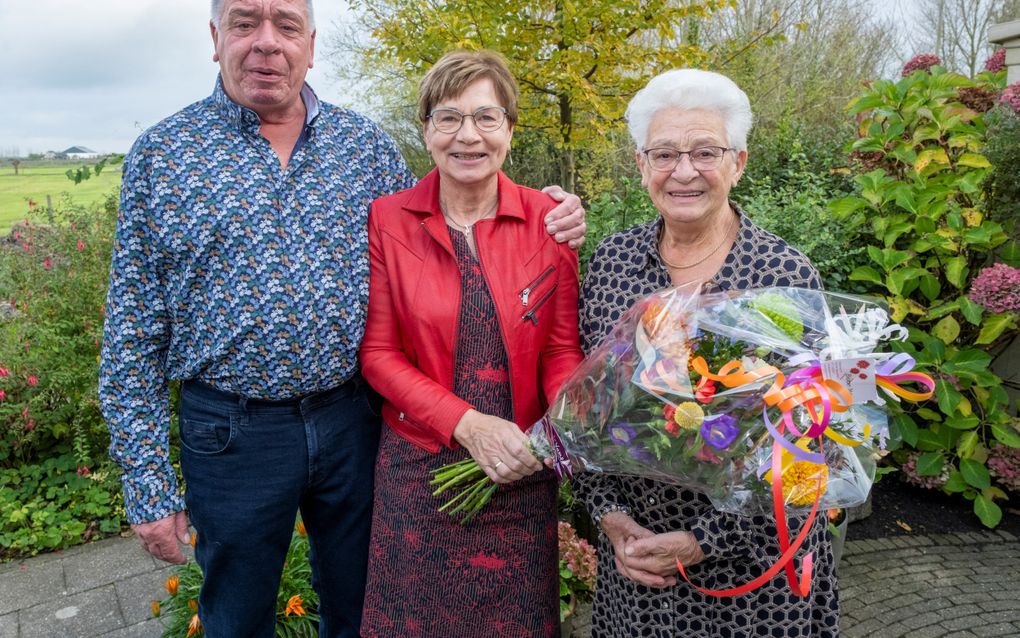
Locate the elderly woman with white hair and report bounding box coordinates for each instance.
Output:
[576,69,839,637]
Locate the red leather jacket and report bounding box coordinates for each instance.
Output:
[359,169,583,452]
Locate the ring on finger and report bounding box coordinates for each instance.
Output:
[493,460,504,470]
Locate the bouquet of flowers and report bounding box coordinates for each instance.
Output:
[433,286,935,521]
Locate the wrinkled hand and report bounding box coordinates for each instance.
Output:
[600,512,675,588]
[453,409,543,484]
[624,530,705,583]
[133,510,190,565]
[541,185,587,249]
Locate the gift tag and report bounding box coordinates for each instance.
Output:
[821,358,878,404]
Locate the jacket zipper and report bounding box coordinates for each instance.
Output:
[474,232,517,424]
[519,265,555,306]
[521,283,558,325]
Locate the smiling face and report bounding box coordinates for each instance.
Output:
[637,107,747,226]
[210,0,315,120]
[424,78,513,190]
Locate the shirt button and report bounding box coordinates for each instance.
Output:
[648,497,656,505]
[662,601,670,609]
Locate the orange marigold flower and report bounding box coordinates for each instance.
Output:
[285,594,306,617]
[187,613,202,637]
[188,599,198,611]
[150,600,161,617]
[165,575,179,596]
[780,461,828,506]
[296,521,307,537]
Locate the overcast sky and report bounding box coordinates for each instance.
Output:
[0,0,929,157]
[0,0,354,156]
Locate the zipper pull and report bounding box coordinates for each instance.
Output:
[520,288,532,306]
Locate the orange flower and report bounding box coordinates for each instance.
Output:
[285,594,306,617]
[295,521,307,537]
[188,599,198,612]
[190,533,197,548]
[187,613,202,637]
[150,600,161,618]
[165,575,179,596]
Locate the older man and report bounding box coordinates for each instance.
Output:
[99,1,585,636]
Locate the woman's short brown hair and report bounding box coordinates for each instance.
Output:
[418,50,519,125]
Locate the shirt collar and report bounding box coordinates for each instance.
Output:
[402,168,528,221]
[212,75,321,132]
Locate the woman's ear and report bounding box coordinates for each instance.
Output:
[732,149,748,187]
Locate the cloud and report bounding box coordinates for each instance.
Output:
[0,0,352,155]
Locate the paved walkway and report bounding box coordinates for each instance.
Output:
[1,529,1017,637]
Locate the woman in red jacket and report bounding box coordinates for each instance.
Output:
[358,50,584,637]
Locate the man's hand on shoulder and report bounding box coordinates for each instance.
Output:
[133,510,191,565]
[542,185,587,249]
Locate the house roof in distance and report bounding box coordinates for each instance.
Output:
[62,146,97,154]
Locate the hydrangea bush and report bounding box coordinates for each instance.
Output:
[830,63,1020,527]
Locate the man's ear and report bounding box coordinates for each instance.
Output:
[210,20,220,62]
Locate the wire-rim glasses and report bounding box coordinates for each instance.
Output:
[427,106,508,133]
[642,146,734,172]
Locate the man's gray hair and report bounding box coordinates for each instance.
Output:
[625,69,753,151]
[211,0,315,29]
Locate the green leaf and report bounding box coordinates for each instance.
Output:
[944,257,968,289]
[999,241,1020,267]
[935,380,963,417]
[915,452,944,476]
[944,469,967,493]
[991,422,1020,448]
[925,300,960,321]
[944,415,979,430]
[975,313,1017,345]
[890,412,919,447]
[958,296,984,325]
[849,265,884,286]
[956,152,991,168]
[957,431,979,458]
[931,316,960,344]
[828,196,869,219]
[973,494,1002,528]
[960,458,991,490]
[945,348,993,376]
[918,275,941,301]
[915,408,943,423]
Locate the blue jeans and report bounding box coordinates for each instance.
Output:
[178,377,380,638]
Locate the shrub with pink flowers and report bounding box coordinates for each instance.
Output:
[557,520,596,619]
[968,263,1020,314]
[0,198,126,558]
[901,53,941,77]
[988,441,1020,493]
[900,451,950,490]
[1000,82,1020,115]
[984,49,1006,74]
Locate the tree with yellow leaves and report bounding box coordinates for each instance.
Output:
[345,0,729,193]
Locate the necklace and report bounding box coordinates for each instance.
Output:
[658,215,737,270]
[440,198,499,238]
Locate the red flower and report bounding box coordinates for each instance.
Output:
[76,240,86,251]
[662,404,676,421]
[21,407,29,418]
[694,377,716,403]
[664,420,680,435]
[0,367,8,377]
[77,466,90,476]
[857,360,869,369]
[43,258,53,270]
[25,420,35,431]
[0,390,6,401]
[27,375,38,386]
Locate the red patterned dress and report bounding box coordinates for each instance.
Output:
[361,229,560,638]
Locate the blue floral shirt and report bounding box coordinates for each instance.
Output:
[100,78,415,524]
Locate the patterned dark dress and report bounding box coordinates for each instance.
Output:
[361,229,560,638]
[576,205,841,638]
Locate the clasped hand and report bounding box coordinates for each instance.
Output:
[453,409,543,484]
[601,512,706,588]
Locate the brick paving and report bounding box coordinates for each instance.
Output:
[1,529,1018,636]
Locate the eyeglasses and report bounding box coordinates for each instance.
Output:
[427,106,508,133]
[641,146,734,172]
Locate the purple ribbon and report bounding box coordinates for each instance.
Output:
[542,416,574,480]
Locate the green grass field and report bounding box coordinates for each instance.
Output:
[0,161,122,233]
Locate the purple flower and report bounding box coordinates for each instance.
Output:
[968,263,1020,313]
[608,423,637,446]
[700,414,740,450]
[628,443,655,463]
[1000,82,1020,115]
[984,49,1006,73]
[902,53,941,77]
